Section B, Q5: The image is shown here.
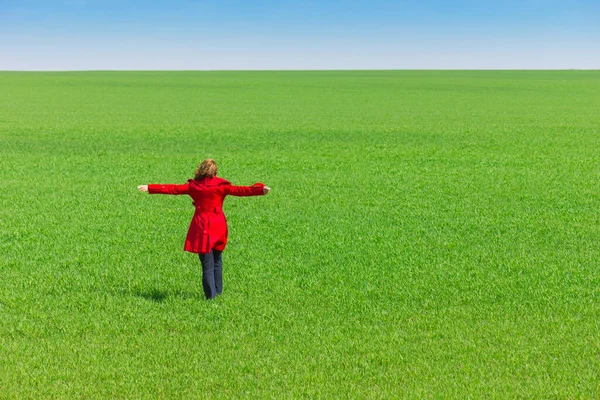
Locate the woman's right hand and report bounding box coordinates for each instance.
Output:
[138,185,149,192]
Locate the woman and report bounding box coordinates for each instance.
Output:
[138,159,270,299]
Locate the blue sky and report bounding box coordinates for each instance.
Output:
[1,0,598,70]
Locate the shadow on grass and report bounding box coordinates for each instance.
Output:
[130,288,203,302]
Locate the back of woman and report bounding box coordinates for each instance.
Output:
[138,159,270,299]
[188,176,230,212]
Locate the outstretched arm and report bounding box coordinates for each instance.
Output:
[226,182,271,197]
[138,183,190,195]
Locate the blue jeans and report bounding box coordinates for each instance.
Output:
[198,249,223,299]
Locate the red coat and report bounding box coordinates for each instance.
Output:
[148,177,265,254]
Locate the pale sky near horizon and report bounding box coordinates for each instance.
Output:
[1,0,599,70]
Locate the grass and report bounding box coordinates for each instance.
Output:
[1,70,599,398]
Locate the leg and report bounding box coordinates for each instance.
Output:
[213,249,223,295]
[198,252,217,299]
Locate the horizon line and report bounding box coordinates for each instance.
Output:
[1,68,598,72]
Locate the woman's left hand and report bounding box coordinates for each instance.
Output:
[263,186,271,195]
[138,185,149,192]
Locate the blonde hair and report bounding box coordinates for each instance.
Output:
[194,159,218,180]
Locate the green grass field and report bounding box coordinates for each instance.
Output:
[1,70,599,398]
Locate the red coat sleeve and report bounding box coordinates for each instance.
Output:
[148,183,190,195]
[225,182,265,197]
